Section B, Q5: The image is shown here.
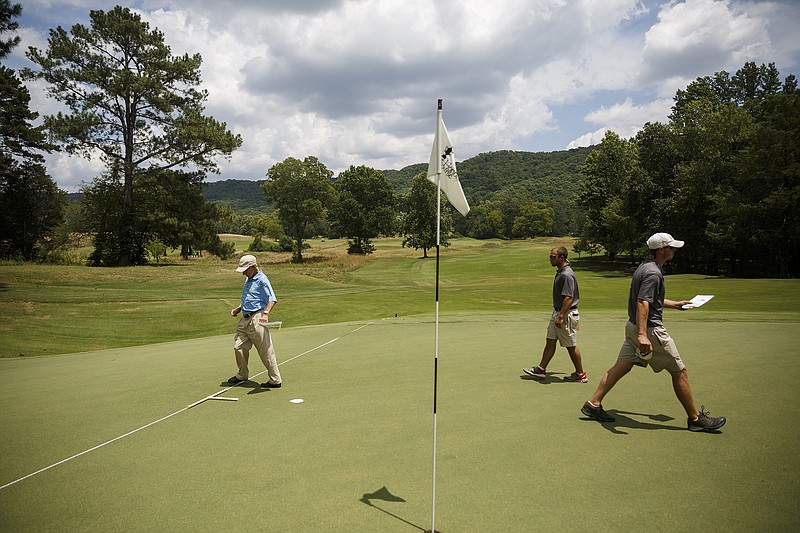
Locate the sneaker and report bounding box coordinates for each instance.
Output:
[688,406,726,432]
[522,366,547,379]
[564,372,588,383]
[581,401,615,422]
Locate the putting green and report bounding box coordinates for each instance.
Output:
[1,312,798,531]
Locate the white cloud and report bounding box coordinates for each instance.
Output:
[641,0,774,83]
[578,0,650,30]
[567,129,609,149]
[9,0,800,192]
[44,152,106,192]
[578,96,673,142]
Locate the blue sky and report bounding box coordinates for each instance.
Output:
[6,0,800,191]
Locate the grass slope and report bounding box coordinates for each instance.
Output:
[2,237,798,359]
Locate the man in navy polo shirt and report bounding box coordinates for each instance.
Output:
[227,254,282,388]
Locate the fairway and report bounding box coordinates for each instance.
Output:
[1,312,799,531]
[2,237,798,358]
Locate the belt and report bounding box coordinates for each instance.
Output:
[243,309,263,319]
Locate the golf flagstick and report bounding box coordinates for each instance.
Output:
[427,99,470,533]
[431,134,441,533]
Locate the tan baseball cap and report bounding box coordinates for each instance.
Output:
[235,254,258,272]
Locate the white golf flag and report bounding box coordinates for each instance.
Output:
[427,114,470,216]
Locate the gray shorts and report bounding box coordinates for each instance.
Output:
[546,309,580,348]
[617,320,685,373]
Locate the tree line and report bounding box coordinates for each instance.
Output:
[0,0,64,261]
[1,4,797,276]
[0,4,557,265]
[210,147,588,247]
[578,62,799,277]
[1,4,240,265]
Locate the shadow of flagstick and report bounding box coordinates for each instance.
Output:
[360,486,427,532]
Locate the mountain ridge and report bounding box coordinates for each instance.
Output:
[67,147,595,214]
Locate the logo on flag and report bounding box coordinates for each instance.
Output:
[427,114,470,217]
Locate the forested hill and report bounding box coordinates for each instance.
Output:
[457,147,594,203]
[68,148,595,214]
[378,147,594,201]
[203,179,270,210]
[378,147,595,234]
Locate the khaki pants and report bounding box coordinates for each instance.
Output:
[546,309,580,347]
[233,313,282,383]
[617,320,685,373]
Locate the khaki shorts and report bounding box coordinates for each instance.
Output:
[617,320,685,373]
[546,309,580,348]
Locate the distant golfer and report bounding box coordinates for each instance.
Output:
[581,233,726,432]
[523,246,587,382]
[227,254,282,389]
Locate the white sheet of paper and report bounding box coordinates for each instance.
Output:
[682,294,714,309]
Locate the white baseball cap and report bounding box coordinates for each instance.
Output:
[647,232,685,250]
[235,254,258,272]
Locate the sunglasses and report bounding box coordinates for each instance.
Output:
[549,255,561,259]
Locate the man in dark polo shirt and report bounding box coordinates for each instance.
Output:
[581,233,726,432]
[523,246,587,383]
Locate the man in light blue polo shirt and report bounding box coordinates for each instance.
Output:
[227,254,282,388]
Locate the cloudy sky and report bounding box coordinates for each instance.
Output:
[6,0,800,191]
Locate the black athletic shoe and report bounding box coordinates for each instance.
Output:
[688,406,726,432]
[227,376,247,385]
[581,401,615,422]
[260,381,282,388]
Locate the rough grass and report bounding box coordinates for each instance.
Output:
[1,237,799,358]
